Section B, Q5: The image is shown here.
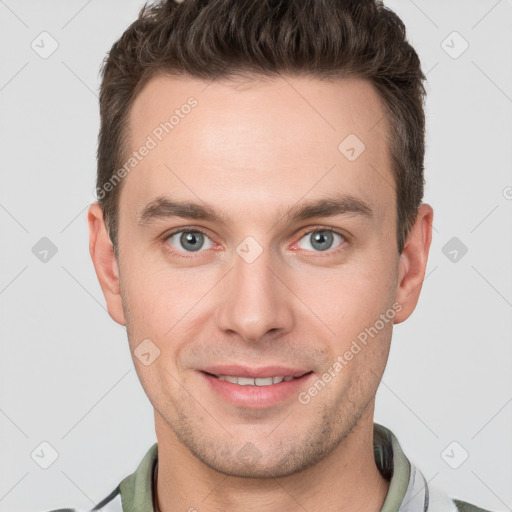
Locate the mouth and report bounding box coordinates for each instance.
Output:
[202,371,313,387]
[199,369,315,409]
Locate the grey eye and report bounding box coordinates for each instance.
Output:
[167,231,213,252]
[297,230,344,252]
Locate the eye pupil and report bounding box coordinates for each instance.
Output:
[311,230,333,251]
[180,231,203,252]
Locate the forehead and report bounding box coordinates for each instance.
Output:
[121,73,393,224]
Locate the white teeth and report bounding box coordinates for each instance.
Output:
[238,377,257,386]
[255,377,275,386]
[217,375,294,386]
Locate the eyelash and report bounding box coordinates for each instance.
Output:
[161,226,348,259]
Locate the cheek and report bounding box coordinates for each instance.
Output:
[295,258,397,335]
[120,253,213,344]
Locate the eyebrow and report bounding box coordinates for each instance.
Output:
[137,193,373,228]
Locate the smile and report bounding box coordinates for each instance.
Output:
[214,375,299,386]
[200,371,314,408]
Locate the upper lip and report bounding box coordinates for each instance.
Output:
[200,365,311,379]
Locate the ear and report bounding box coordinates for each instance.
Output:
[393,203,433,324]
[88,202,126,326]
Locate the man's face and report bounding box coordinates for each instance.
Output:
[114,74,403,477]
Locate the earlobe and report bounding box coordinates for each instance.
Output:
[393,204,433,325]
[88,202,126,326]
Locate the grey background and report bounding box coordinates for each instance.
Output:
[0,0,511,511]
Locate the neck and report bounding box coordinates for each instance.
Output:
[153,403,389,512]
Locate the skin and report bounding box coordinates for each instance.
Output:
[88,74,433,511]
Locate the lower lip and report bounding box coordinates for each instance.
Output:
[199,371,314,409]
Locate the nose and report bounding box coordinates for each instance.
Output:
[215,243,294,343]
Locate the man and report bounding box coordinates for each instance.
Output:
[48,0,492,510]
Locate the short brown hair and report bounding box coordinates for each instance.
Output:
[97,0,426,256]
